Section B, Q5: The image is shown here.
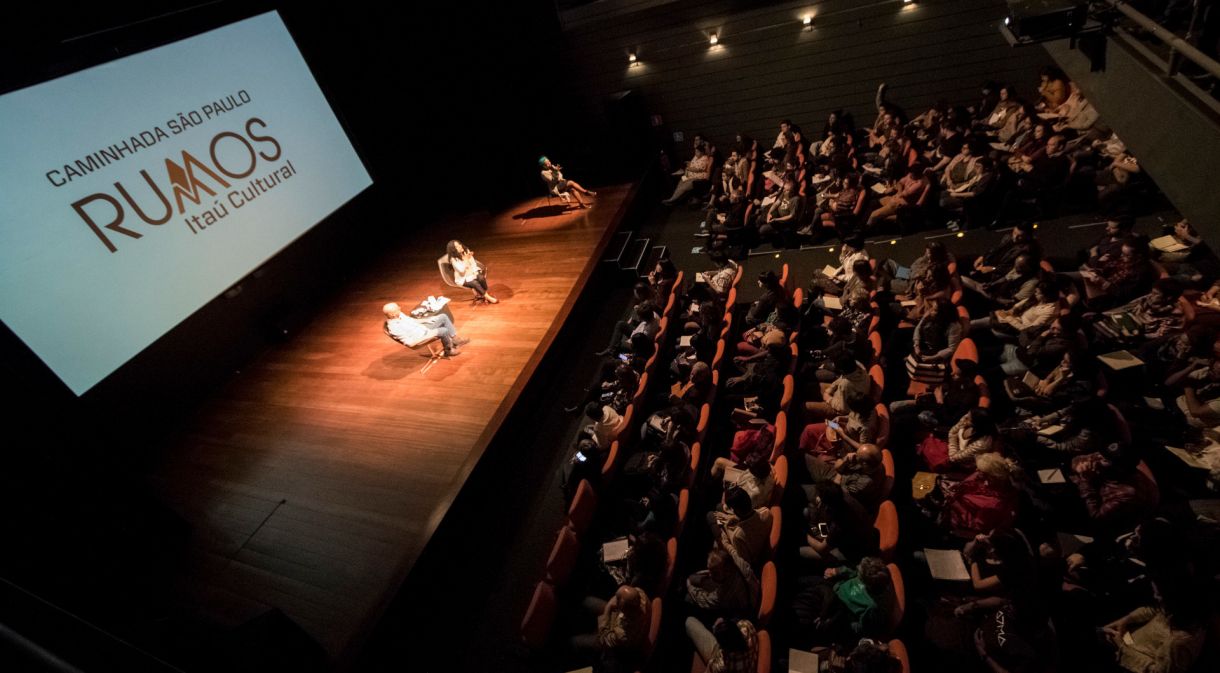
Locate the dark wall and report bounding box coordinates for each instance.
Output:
[560,0,1053,152]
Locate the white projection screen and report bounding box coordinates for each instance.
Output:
[0,11,372,395]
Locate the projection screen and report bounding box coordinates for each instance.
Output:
[0,11,372,395]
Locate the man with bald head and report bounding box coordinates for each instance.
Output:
[382,302,468,357]
[808,442,887,511]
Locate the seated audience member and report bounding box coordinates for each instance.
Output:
[646,257,678,306]
[684,617,759,673]
[977,280,1060,340]
[896,256,953,321]
[685,548,755,622]
[1005,347,1085,413]
[690,251,740,305]
[597,284,657,355]
[759,178,804,243]
[842,638,903,673]
[812,235,870,297]
[884,240,954,296]
[820,174,867,236]
[1167,354,1220,429]
[808,443,887,512]
[1024,392,1114,458]
[1102,278,1185,341]
[582,401,628,449]
[744,270,786,328]
[730,420,776,465]
[935,453,1023,537]
[708,486,772,571]
[1006,133,1070,197]
[1085,216,1136,266]
[800,480,878,565]
[973,599,1058,673]
[891,359,983,430]
[964,253,1040,309]
[1037,66,1071,110]
[805,316,872,377]
[960,528,1039,600]
[664,143,712,205]
[724,336,786,401]
[906,299,963,384]
[1079,235,1157,308]
[806,355,872,422]
[569,584,651,666]
[1069,443,1159,532]
[597,363,639,415]
[625,332,656,373]
[670,360,712,414]
[866,163,931,230]
[789,556,895,645]
[994,313,1077,378]
[967,221,1041,283]
[711,454,776,509]
[1101,576,1207,673]
[918,407,999,473]
[801,390,880,467]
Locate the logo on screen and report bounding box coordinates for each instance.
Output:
[71,117,284,253]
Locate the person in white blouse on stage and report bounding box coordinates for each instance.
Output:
[446,240,498,304]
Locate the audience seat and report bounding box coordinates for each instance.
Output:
[767,506,782,558]
[712,340,727,371]
[875,500,899,562]
[976,375,991,409]
[869,364,885,402]
[757,629,772,673]
[758,561,777,626]
[567,480,598,536]
[880,449,895,500]
[726,288,738,312]
[869,331,883,364]
[953,338,979,365]
[600,440,620,482]
[771,455,788,506]
[732,263,745,288]
[520,581,557,650]
[874,403,891,449]
[643,597,663,662]
[544,526,580,587]
[780,263,792,298]
[886,563,906,635]
[770,412,788,463]
[697,402,712,445]
[889,639,911,673]
[675,488,690,537]
[689,441,702,488]
[956,304,971,336]
[1136,461,1160,509]
[780,374,795,414]
[660,536,679,596]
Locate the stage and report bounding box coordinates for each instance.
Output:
[143,184,635,661]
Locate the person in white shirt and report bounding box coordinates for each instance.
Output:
[382,302,468,356]
[583,402,628,448]
[445,240,497,304]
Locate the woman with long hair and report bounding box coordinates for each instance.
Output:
[445,239,497,304]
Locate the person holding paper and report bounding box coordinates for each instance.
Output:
[1101,578,1207,673]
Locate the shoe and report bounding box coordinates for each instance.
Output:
[444,348,461,358]
[453,337,471,347]
[694,231,711,238]
[796,225,814,236]
[946,220,961,232]
[485,295,499,304]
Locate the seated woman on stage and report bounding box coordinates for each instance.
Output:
[539,156,596,208]
[446,240,498,304]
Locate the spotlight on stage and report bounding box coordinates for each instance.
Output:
[709,32,719,46]
[803,16,813,31]
[1000,0,1089,46]
[628,51,638,65]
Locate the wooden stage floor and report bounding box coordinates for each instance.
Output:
[144,184,634,662]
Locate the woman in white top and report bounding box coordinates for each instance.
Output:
[711,455,775,509]
[446,240,497,304]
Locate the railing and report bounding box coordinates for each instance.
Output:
[1103,0,1220,79]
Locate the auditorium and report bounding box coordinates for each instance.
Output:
[2,1,1220,672]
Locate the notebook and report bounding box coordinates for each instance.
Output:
[1037,468,1066,484]
[788,648,822,673]
[822,296,843,310]
[821,264,839,277]
[1150,234,1189,253]
[925,548,970,581]
[1097,350,1144,371]
[724,465,746,484]
[1037,424,1066,437]
[603,537,630,563]
[895,265,912,280]
[1166,446,1210,470]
